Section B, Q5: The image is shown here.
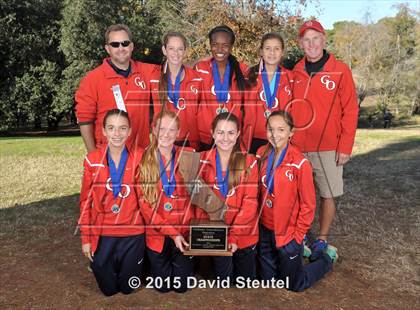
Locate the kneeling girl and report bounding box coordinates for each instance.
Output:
[257,111,337,292]
[137,110,194,293]
[79,109,145,296]
[197,112,259,281]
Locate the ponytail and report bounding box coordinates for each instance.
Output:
[137,137,160,205]
[228,54,246,93]
[158,61,169,110]
[228,140,250,190]
[246,64,259,89]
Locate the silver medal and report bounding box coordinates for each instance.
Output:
[264,110,271,119]
[164,202,173,211]
[111,204,120,214]
[266,199,272,208]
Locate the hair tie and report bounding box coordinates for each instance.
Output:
[163,59,168,74]
[259,58,264,74]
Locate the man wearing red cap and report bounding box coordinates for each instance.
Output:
[291,20,358,261]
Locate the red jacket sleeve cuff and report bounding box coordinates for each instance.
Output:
[81,234,90,246]
[228,235,238,245]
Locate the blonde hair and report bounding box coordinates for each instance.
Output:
[137,110,180,204]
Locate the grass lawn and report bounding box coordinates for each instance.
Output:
[0,136,85,209]
[0,127,419,308]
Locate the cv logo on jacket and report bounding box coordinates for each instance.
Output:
[134,77,146,89]
[320,75,336,90]
[190,85,198,94]
[285,170,294,182]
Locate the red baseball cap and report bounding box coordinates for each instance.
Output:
[299,20,325,37]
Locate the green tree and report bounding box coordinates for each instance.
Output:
[56,0,163,129]
[144,0,311,67]
[330,4,419,111]
[0,0,63,130]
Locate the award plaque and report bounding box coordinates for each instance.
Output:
[178,150,232,256]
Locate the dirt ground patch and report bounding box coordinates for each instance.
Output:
[1,129,419,309]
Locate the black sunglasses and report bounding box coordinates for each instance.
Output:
[108,40,131,48]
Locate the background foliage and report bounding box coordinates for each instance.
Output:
[0,0,418,130]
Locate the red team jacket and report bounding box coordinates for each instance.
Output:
[257,144,316,247]
[291,53,359,154]
[137,147,195,253]
[150,66,202,149]
[75,58,155,149]
[79,146,145,253]
[196,149,259,249]
[243,67,293,148]
[194,58,248,145]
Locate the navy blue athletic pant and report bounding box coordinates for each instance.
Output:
[147,237,194,293]
[213,244,257,281]
[258,225,332,292]
[91,234,145,296]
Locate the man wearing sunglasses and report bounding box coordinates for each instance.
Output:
[75,24,155,152]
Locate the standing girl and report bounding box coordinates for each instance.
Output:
[194,25,247,150]
[257,111,337,292]
[150,31,201,149]
[197,112,259,281]
[79,109,145,296]
[137,110,194,293]
[243,33,293,154]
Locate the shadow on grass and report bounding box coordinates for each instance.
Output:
[0,194,80,241]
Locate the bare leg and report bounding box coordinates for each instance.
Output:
[318,197,336,241]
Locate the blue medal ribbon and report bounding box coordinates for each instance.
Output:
[266,144,288,195]
[212,59,231,103]
[167,66,184,109]
[261,64,281,109]
[215,150,230,198]
[107,147,129,198]
[158,149,176,197]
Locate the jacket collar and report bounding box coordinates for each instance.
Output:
[260,143,297,167]
[102,57,139,79]
[294,52,338,75]
[96,144,135,167]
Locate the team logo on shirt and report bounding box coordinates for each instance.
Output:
[320,75,336,90]
[190,85,198,94]
[285,170,294,182]
[105,178,130,198]
[134,77,146,89]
